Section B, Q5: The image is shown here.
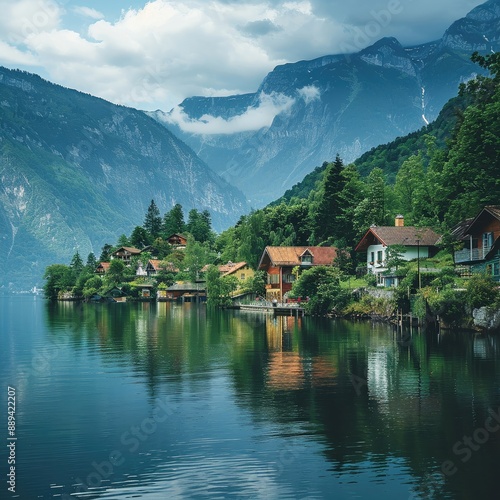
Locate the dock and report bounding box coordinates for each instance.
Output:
[237,303,305,317]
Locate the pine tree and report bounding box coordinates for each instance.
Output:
[143,199,162,238]
[313,155,346,243]
[162,203,185,236]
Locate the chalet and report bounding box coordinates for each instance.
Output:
[453,206,500,281]
[144,259,179,277]
[111,246,142,263]
[165,234,188,249]
[95,262,110,275]
[355,216,441,287]
[258,246,338,300]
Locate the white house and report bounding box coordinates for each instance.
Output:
[355,216,441,286]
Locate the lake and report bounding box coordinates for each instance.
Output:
[1,296,500,499]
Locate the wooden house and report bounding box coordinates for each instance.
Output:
[355,216,441,287]
[258,246,338,300]
[95,262,110,274]
[453,206,500,281]
[165,234,188,249]
[111,246,142,263]
[144,259,179,277]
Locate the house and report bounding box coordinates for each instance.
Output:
[218,261,254,282]
[111,246,142,263]
[166,282,206,302]
[95,262,110,275]
[258,246,338,300]
[165,234,188,249]
[355,216,441,287]
[453,206,500,282]
[144,259,179,277]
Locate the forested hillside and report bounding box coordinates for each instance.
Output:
[215,52,500,269]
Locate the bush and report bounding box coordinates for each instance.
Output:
[465,274,499,309]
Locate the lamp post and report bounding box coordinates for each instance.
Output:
[417,239,421,289]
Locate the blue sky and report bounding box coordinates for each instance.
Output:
[0,0,485,113]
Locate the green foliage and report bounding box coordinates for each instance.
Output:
[143,199,162,238]
[241,270,267,296]
[206,265,238,307]
[82,276,103,298]
[186,209,214,244]
[106,260,125,286]
[162,203,186,236]
[130,226,152,249]
[291,266,344,315]
[43,264,73,300]
[465,274,499,309]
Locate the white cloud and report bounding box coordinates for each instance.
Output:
[165,92,296,135]
[0,0,62,44]
[72,6,105,20]
[0,0,485,113]
[297,85,321,104]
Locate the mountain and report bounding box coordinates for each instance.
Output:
[154,0,500,206]
[0,67,249,291]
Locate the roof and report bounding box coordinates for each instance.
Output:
[459,205,500,239]
[167,282,206,292]
[96,262,110,271]
[355,226,441,252]
[218,261,248,275]
[112,246,142,254]
[147,259,179,272]
[259,246,337,268]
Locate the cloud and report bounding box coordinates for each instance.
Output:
[297,85,321,104]
[239,19,282,37]
[0,0,62,44]
[0,0,485,113]
[72,6,105,20]
[165,92,296,135]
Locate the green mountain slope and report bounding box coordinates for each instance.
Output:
[0,68,249,291]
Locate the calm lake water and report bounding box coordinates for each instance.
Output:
[1,296,500,499]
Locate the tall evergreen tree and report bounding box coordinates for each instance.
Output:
[143,199,162,238]
[313,155,346,243]
[162,203,186,236]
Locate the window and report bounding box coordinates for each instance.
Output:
[283,274,295,283]
[268,274,279,284]
[370,252,375,264]
[493,261,499,277]
[377,250,383,263]
[240,273,245,280]
[301,254,313,264]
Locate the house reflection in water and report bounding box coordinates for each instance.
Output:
[264,316,337,390]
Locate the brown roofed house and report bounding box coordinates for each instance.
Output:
[452,205,500,281]
[111,247,142,263]
[355,215,441,287]
[258,246,338,300]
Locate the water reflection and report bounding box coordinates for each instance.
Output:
[4,299,500,499]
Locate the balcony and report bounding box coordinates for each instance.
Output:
[454,246,492,264]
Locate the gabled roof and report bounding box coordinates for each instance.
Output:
[95,262,110,273]
[112,246,142,255]
[219,261,248,275]
[146,259,178,272]
[259,246,337,268]
[355,226,441,252]
[458,205,500,239]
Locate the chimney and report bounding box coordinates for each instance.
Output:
[395,215,404,227]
